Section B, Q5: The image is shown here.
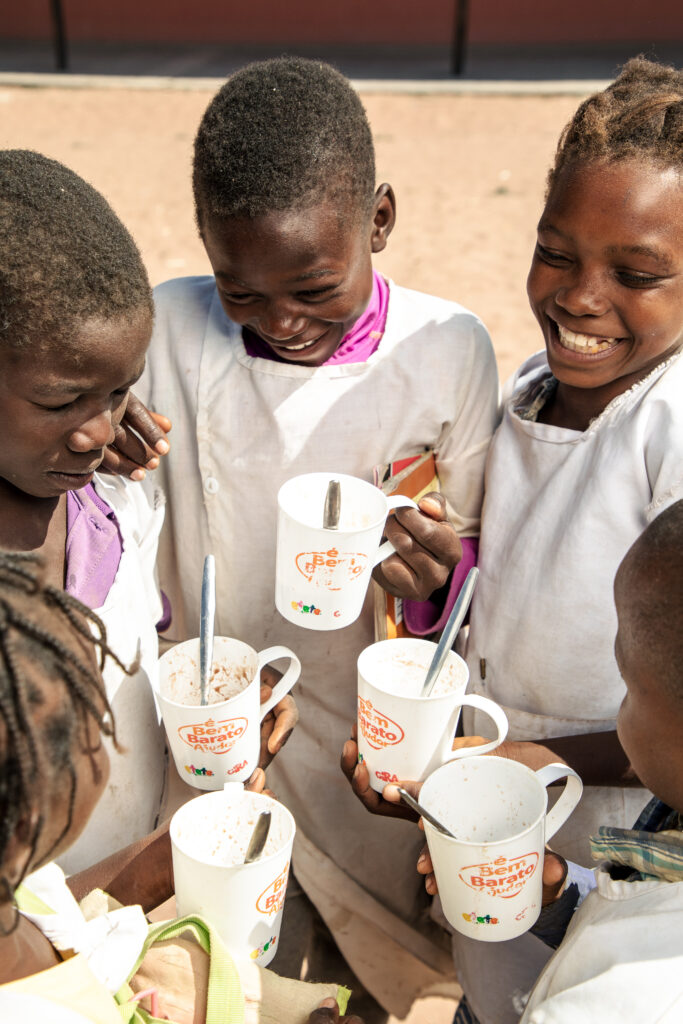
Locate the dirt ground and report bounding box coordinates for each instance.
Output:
[0,82,589,1024]
[0,85,586,383]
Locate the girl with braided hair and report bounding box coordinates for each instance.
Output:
[345,56,683,1024]
[0,551,358,1024]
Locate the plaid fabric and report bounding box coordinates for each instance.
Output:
[513,373,558,422]
[453,994,480,1024]
[590,797,683,883]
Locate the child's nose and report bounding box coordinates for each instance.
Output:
[555,268,609,317]
[67,409,116,452]
[258,307,308,340]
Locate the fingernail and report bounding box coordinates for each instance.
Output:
[146,456,160,470]
[417,853,427,867]
[426,878,436,895]
[131,468,146,481]
[156,439,170,454]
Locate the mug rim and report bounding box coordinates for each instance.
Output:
[170,788,296,869]
[358,637,469,703]
[277,471,389,532]
[420,755,549,846]
[157,635,260,709]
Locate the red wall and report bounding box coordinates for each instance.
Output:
[2,0,682,45]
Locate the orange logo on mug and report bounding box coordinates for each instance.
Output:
[295,548,367,590]
[358,696,405,750]
[256,862,290,916]
[177,717,248,754]
[459,853,539,899]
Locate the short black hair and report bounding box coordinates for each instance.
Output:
[193,57,376,226]
[619,500,683,702]
[548,57,683,194]
[0,150,152,351]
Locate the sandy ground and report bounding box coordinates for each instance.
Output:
[0,85,586,382]
[0,83,590,1023]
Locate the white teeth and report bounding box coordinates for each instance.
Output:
[285,338,317,350]
[556,323,618,354]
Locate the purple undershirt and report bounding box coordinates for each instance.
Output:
[65,483,171,631]
[242,270,390,364]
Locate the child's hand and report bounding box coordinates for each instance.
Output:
[101,393,171,480]
[259,664,299,768]
[372,493,461,601]
[542,850,568,906]
[310,997,365,1023]
[340,727,420,822]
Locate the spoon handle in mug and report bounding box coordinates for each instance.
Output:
[200,554,216,707]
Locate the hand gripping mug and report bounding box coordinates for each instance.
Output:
[357,637,508,791]
[419,756,583,941]
[171,785,295,966]
[156,636,300,789]
[275,472,417,630]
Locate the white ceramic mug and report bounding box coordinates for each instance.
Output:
[357,638,508,791]
[157,637,300,789]
[171,786,295,966]
[420,756,583,941]
[275,472,417,630]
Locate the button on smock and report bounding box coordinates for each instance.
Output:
[204,476,219,495]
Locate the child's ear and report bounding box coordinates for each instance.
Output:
[370,183,396,254]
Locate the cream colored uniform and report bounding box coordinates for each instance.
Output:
[138,275,499,1015]
[58,475,166,875]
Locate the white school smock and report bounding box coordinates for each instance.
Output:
[57,475,166,875]
[521,866,683,1022]
[464,349,683,866]
[138,274,499,1015]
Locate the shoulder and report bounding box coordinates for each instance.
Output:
[153,274,217,315]
[387,281,491,342]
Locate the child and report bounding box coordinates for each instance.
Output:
[137,57,499,1018]
[519,498,683,1020]
[410,500,683,1021]
[0,150,166,873]
[345,57,683,1024]
[0,550,360,1024]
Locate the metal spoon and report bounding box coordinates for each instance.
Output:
[420,567,479,699]
[199,554,216,707]
[323,479,341,529]
[397,787,456,838]
[244,811,272,863]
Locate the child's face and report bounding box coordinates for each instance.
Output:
[527,159,683,396]
[0,310,150,498]
[615,557,683,813]
[201,190,395,367]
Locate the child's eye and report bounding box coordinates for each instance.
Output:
[36,398,78,412]
[617,270,663,288]
[535,243,571,266]
[220,290,256,304]
[295,286,338,301]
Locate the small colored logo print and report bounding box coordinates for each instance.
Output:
[177,716,248,754]
[462,911,499,925]
[376,769,399,783]
[227,759,248,776]
[358,695,405,750]
[459,853,539,899]
[256,862,290,916]
[184,764,214,777]
[250,935,277,959]
[295,547,367,590]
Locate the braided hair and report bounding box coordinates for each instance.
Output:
[548,57,683,194]
[0,551,128,904]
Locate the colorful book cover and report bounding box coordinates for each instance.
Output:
[372,450,440,641]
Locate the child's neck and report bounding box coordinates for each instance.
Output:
[540,376,639,432]
[0,481,67,589]
[0,910,60,983]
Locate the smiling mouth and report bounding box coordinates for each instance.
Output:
[554,321,623,355]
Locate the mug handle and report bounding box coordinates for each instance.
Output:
[444,694,509,759]
[373,495,419,566]
[257,645,302,719]
[535,763,583,842]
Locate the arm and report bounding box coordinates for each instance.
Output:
[496,733,637,788]
[68,768,268,912]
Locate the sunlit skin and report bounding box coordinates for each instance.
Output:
[200,185,396,367]
[0,311,151,587]
[527,159,683,431]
